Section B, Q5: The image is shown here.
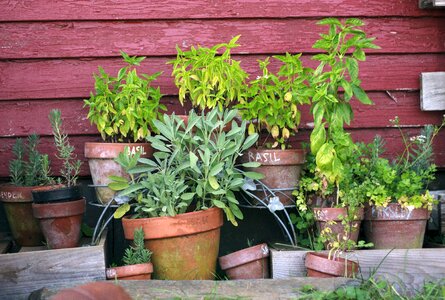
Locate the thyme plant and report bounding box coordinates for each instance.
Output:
[123,227,152,265]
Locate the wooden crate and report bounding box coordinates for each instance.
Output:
[0,233,107,300]
[270,248,445,292]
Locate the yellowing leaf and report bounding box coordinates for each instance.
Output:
[208,176,220,190]
[113,203,130,219]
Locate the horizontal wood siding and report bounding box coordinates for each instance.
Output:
[0,1,444,177]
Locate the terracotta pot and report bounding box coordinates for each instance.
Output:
[305,252,358,278]
[52,282,132,300]
[240,148,305,205]
[219,243,270,279]
[313,207,364,249]
[32,198,86,249]
[32,185,81,204]
[122,207,223,280]
[106,262,154,280]
[363,203,430,249]
[0,184,44,246]
[84,142,152,204]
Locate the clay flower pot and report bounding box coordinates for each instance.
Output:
[122,207,223,280]
[240,148,305,205]
[0,184,44,246]
[84,142,152,204]
[363,203,430,249]
[32,185,81,204]
[106,262,154,280]
[305,252,358,278]
[32,198,86,249]
[313,207,364,249]
[219,243,270,279]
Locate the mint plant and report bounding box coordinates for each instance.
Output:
[84,51,165,143]
[237,53,311,149]
[49,109,82,187]
[309,18,379,188]
[169,35,249,111]
[9,134,53,186]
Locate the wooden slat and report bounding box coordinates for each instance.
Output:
[1,54,445,101]
[0,93,443,137]
[0,233,106,300]
[2,0,444,21]
[421,72,445,111]
[1,18,444,59]
[271,248,445,292]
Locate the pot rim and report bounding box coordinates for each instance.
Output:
[364,203,430,221]
[106,262,153,279]
[32,198,86,219]
[84,142,151,159]
[239,148,306,166]
[313,207,364,222]
[219,243,269,270]
[122,207,223,240]
[305,252,358,276]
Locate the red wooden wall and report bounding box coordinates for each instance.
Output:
[0,1,444,177]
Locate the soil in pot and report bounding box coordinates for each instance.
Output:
[32,198,86,249]
[84,142,152,204]
[0,184,44,246]
[363,203,430,249]
[219,243,270,279]
[240,148,305,205]
[122,207,223,280]
[305,252,358,278]
[313,207,364,249]
[106,263,154,280]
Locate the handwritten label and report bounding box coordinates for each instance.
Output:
[0,191,23,201]
[126,146,147,156]
[371,205,414,220]
[247,151,281,163]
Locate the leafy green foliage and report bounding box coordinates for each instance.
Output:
[309,18,379,186]
[9,134,53,186]
[237,53,311,149]
[169,36,249,111]
[122,227,152,265]
[48,109,82,187]
[84,51,165,143]
[110,108,261,226]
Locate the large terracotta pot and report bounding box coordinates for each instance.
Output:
[32,198,86,249]
[122,207,223,280]
[84,142,152,204]
[363,203,430,249]
[240,148,305,205]
[305,252,358,278]
[219,243,270,279]
[0,184,44,246]
[106,263,154,280]
[313,207,364,249]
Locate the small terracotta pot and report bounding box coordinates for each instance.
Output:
[240,148,305,205]
[32,198,86,249]
[84,142,152,204]
[122,207,223,280]
[0,184,44,246]
[363,203,430,249]
[219,243,270,279]
[106,262,154,280]
[32,185,81,204]
[313,207,364,249]
[305,252,358,278]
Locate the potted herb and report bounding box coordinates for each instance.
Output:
[109,108,261,280]
[31,109,85,249]
[219,240,270,280]
[236,53,311,205]
[168,35,249,113]
[360,118,445,249]
[0,134,52,246]
[106,227,153,280]
[84,51,165,204]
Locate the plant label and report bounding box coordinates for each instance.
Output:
[127,146,147,156]
[247,151,281,163]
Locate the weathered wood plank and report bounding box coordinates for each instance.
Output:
[0,93,443,137]
[421,72,445,111]
[2,0,444,21]
[2,54,445,101]
[0,234,107,300]
[1,18,444,59]
[35,278,359,300]
[271,248,445,292]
